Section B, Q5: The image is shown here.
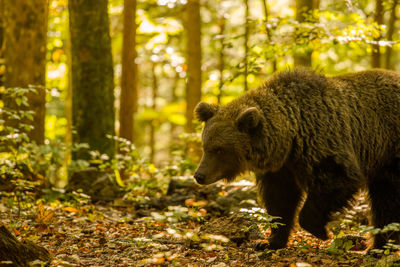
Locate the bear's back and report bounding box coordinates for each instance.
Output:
[263,69,400,174]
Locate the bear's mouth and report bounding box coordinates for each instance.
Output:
[221,175,236,183]
[195,173,236,185]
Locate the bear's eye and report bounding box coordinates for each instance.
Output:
[214,147,224,154]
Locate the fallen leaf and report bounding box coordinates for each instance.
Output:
[185,198,195,206]
[79,247,91,253]
[63,207,79,213]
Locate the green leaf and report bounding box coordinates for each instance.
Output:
[25,112,34,121]
[114,169,125,187]
[15,98,22,106]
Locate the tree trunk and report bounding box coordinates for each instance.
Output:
[0,225,51,266]
[0,0,4,87]
[65,2,73,174]
[261,0,277,72]
[372,0,383,68]
[69,0,115,158]
[150,62,158,163]
[244,0,250,91]
[119,0,138,143]
[169,71,180,163]
[294,0,313,67]
[185,0,202,133]
[3,0,48,145]
[217,14,225,104]
[385,0,398,70]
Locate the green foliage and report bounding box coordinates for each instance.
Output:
[137,102,186,127]
[0,178,40,218]
[0,88,91,216]
[40,188,91,206]
[0,87,36,146]
[88,135,161,190]
[240,207,283,232]
[359,223,400,253]
[164,132,201,176]
[327,237,354,254]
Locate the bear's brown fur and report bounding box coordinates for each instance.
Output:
[194,68,400,249]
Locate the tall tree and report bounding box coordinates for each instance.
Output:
[372,0,383,68]
[244,0,250,91]
[169,71,181,163]
[385,0,398,69]
[120,0,138,143]
[294,0,313,67]
[0,0,4,87]
[69,0,115,157]
[150,62,158,162]
[3,0,49,144]
[185,0,202,133]
[261,0,277,72]
[65,2,73,173]
[217,10,225,103]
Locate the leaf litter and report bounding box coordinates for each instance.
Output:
[1,177,396,266]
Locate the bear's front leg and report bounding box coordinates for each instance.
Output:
[256,168,302,249]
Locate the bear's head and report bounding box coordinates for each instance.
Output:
[193,102,263,185]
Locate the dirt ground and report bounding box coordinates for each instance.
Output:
[1,178,399,266]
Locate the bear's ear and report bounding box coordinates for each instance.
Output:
[236,107,261,133]
[195,102,218,122]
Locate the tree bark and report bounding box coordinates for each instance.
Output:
[372,0,384,68]
[244,0,250,91]
[261,0,277,72]
[3,0,49,144]
[385,0,398,69]
[294,0,313,67]
[150,62,158,162]
[65,1,73,172]
[0,225,51,266]
[0,0,4,87]
[169,71,180,163]
[69,0,115,158]
[119,0,138,143]
[217,14,225,104]
[185,0,202,133]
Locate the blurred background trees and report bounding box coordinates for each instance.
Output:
[3,0,48,145]
[2,0,400,186]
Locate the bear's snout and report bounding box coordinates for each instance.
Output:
[194,172,206,184]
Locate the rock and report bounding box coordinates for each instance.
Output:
[66,168,124,201]
[214,184,258,214]
[200,213,264,246]
[166,176,201,196]
[136,177,259,215]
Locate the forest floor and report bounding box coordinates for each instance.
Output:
[1,177,399,267]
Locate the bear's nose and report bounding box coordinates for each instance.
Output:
[194,172,206,184]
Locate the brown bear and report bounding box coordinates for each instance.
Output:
[194,68,400,250]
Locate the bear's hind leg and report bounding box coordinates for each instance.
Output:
[257,168,302,249]
[369,160,400,248]
[299,157,359,240]
[299,184,357,240]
